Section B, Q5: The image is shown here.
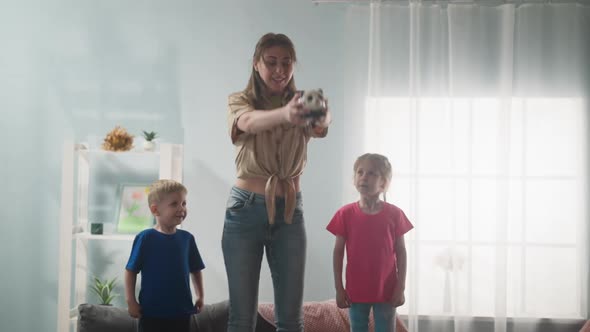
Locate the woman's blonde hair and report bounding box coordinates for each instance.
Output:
[148,179,187,206]
[244,33,297,109]
[353,153,393,201]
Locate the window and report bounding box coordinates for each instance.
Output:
[357,97,587,318]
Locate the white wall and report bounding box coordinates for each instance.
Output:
[0,1,353,331]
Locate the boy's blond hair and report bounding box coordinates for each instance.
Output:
[148,179,187,206]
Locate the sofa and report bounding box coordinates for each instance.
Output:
[78,300,407,332]
[78,300,274,332]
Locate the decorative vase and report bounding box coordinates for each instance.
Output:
[90,223,103,235]
[143,141,156,151]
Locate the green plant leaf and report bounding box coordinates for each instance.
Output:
[90,276,118,305]
[142,130,158,141]
[107,278,117,290]
[104,295,115,305]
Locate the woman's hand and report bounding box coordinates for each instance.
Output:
[312,98,331,128]
[336,288,351,309]
[283,92,310,126]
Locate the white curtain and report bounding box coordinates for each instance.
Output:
[341,1,590,331]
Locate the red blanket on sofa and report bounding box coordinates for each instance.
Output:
[258,300,408,332]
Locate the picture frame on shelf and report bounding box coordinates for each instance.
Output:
[115,184,154,234]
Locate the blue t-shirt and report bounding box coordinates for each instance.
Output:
[125,228,205,318]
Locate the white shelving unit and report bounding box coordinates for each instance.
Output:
[56,141,183,332]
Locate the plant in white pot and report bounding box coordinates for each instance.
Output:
[142,130,158,151]
[90,276,118,306]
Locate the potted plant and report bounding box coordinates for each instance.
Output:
[90,276,118,305]
[142,130,158,151]
[102,126,134,152]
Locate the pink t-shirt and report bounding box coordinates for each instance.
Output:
[326,202,413,303]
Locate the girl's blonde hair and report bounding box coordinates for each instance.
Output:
[148,179,187,206]
[244,33,298,109]
[353,153,393,201]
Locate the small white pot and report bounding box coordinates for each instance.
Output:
[143,141,156,151]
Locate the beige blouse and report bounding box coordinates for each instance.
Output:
[227,91,328,224]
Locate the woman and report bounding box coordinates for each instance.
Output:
[222,33,331,332]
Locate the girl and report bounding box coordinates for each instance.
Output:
[223,33,331,332]
[327,153,413,332]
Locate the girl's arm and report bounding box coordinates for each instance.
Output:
[124,269,141,318]
[237,93,308,134]
[191,270,204,312]
[333,235,351,308]
[392,235,407,307]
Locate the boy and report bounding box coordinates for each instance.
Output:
[125,179,205,332]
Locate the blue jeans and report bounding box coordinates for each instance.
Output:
[349,303,396,332]
[222,186,306,332]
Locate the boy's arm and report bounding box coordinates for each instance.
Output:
[190,270,204,312]
[392,235,407,307]
[125,269,141,318]
[333,236,350,308]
